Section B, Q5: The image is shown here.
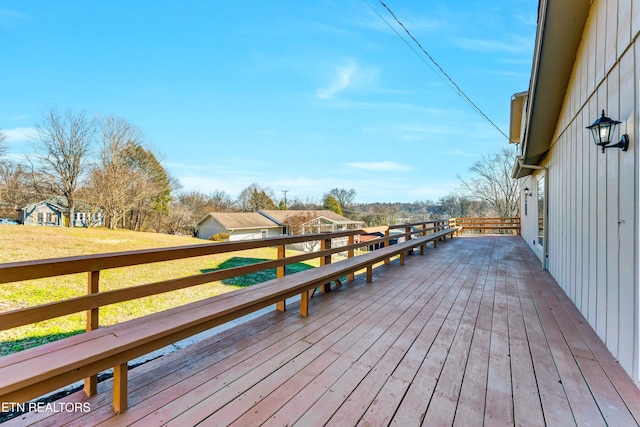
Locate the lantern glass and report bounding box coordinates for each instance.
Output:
[586,110,620,149]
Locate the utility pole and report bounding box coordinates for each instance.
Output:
[281,190,288,209]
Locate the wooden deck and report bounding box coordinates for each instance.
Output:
[5,236,640,426]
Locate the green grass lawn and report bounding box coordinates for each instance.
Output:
[0,226,317,355]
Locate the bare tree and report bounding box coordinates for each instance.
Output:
[209,190,236,212]
[237,183,276,212]
[0,128,6,159]
[0,162,31,215]
[31,108,96,226]
[328,188,357,212]
[459,146,520,218]
[86,116,146,229]
[170,190,235,236]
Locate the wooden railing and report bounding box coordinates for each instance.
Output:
[455,217,521,235]
[0,219,452,337]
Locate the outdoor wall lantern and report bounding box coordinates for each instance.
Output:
[523,187,532,216]
[586,110,629,153]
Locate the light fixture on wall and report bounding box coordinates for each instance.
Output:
[523,187,532,216]
[586,110,629,153]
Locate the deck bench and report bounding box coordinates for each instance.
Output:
[0,227,458,415]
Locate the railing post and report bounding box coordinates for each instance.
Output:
[405,226,412,258]
[276,244,286,312]
[347,234,355,281]
[384,229,391,265]
[84,270,99,397]
[321,237,332,293]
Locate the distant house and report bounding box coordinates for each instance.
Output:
[19,197,105,227]
[259,210,364,235]
[196,210,365,241]
[196,212,284,241]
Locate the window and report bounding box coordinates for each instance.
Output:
[537,176,544,246]
[46,213,52,222]
[261,229,268,239]
[37,212,44,224]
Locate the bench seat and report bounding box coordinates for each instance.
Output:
[0,227,458,414]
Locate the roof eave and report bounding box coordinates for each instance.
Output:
[519,0,590,170]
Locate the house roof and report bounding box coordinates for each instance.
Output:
[197,212,281,230]
[511,0,590,178]
[258,210,364,226]
[23,197,100,212]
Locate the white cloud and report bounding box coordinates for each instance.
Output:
[454,36,532,54]
[346,161,411,171]
[317,61,358,100]
[3,127,38,142]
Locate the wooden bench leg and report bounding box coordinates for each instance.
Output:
[113,363,128,414]
[400,252,405,266]
[84,376,97,397]
[433,239,438,248]
[300,291,309,317]
[366,266,373,283]
[276,300,286,312]
[420,244,425,255]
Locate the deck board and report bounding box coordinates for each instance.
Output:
[4,236,640,427]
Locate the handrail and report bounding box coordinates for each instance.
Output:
[0,219,455,332]
[456,217,521,235]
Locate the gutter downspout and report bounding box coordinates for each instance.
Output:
[518,158,549,270]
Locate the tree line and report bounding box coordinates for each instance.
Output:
[0,108,519,236]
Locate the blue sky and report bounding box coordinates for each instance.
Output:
[0,1,537,203]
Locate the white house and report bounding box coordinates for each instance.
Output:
[259,209,364,234]
[511,0,639,382]
[20,197,105,227]
[196,212,284,241]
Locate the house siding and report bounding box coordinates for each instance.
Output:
[198,218,227,240]
[21,203,63,226]
[197,216,282,241]
[520,0,639,381]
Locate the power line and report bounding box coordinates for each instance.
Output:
[364,0,513,142]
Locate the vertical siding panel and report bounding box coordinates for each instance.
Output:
[606,66,620,355]
[575,117,582,311]
[617,47,635,374]
[605,0,618,72]
[596,0,608,83]
[596,85,608,338]
[582,108,591,318]
[618,0,631,59]
[579,112,591,319]
[589,97,599,328]
[570,123,577,302]
[633,0,640,38]
[587,12,597,96]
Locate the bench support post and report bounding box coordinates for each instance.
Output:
[300,290,309,317]
[276,244,286,312]
[113,362,128,414]
[384,229,391,265]
[347,235,355,281]
[84,270,100,397]
[320,238,332,293]
[366,265,373,283]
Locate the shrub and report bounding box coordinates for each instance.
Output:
[209,233,230,242]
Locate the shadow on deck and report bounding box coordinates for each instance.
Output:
[5,236,640,426]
